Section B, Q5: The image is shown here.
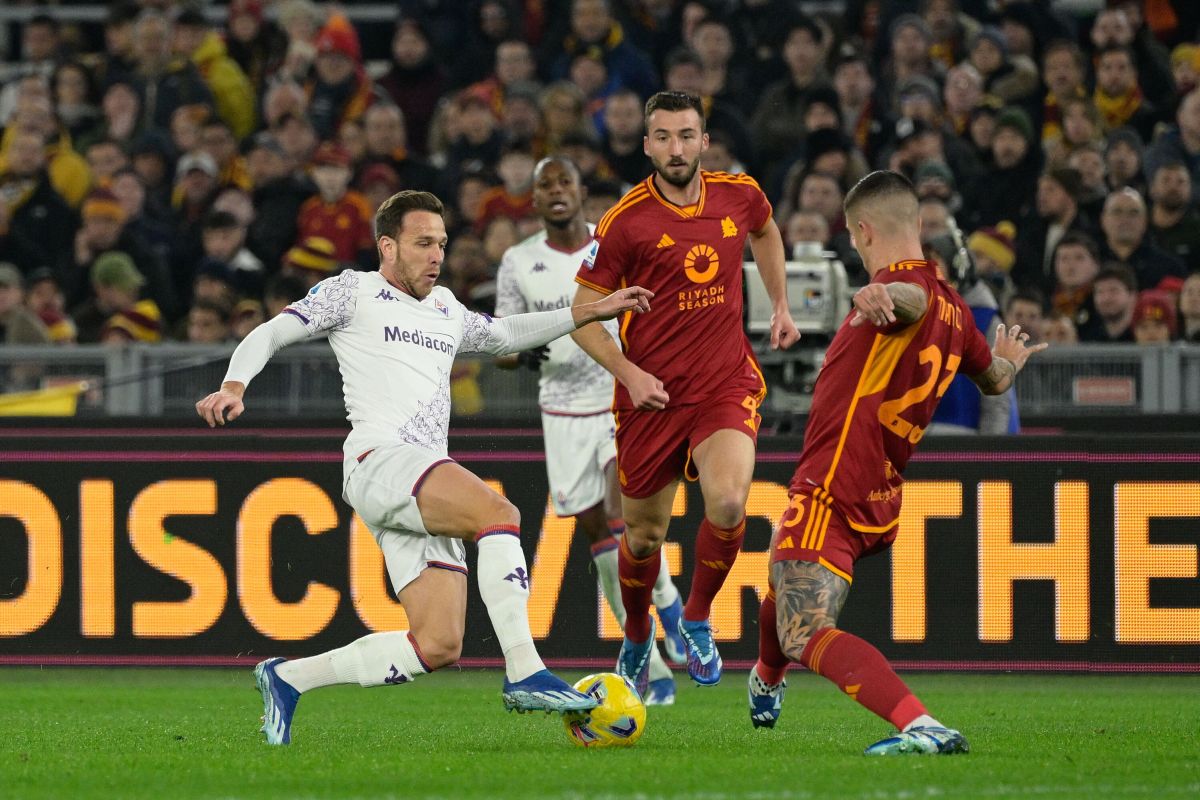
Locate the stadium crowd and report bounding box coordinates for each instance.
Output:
[0,0,1198,351]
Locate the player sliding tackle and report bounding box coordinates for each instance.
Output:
[196,190,653,745]
[749,171,1046,755]
[571,91,800,693]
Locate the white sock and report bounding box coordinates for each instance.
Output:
[277,631,427,692]
[647,641,672,681]
[476,529,546,682]
[592,541,624,625]
[651,551,680,609]
[904,714,942,731]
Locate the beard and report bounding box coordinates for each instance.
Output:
[652,153,701,188]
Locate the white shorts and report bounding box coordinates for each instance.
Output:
[542,410,617,517]
[344,444,468,594]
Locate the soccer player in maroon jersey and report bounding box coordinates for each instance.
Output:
[749,171,1047,754]
[571,91,800,692]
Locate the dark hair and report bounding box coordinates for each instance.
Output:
[585,177,622,200]
[1053,231,1100,264]
[374,190,444,241]
[664,47,704,74]
[784,14,824,47]
[203,210,241,231]
[264,273,307,304]
[53,60,97,105]
[1094,262,1138,293]
[644,91,705,131]
[1006,287,1046,312]
[1096,45,1136,68]
[1043,39,1085,71]
[843,170,917,218]
[174,8,209,29]
[191,296,232,323]
[28,13,60,32]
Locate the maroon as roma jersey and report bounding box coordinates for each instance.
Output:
[575,171,773,410]
[790,260,993,532]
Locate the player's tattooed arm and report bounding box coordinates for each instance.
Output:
[850,281,928,327]
[770,560,850,661]
[970,322,1049,395]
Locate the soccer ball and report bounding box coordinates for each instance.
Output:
[562,673,646,748]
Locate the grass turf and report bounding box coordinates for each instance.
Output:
[1,669,1197,799]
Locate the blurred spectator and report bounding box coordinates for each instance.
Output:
[1080,263,1138,342]
[471,40,539,120]
[263,272,308,318]
[83,81,144,153]
[601,88,648,185]
[500,83,544,151]
[296,142,372,266]
[482,216,519,268]
[3,93,92,208]
[1048,232,1103,336]
[1041,310,1078,345]
[230,298,266,340]
[1067,143,1109,219]
[72,251,156,343]
[1014,167,1094,292]
[455,1,524,90]
[199,119,251,191]
[539,81,593,154]
[1099,187,1186,288]
[1148,161,1200,267]
[357,162,401,217]
[784,210,832,257]
[132,10,214,132]
[84,139,130,186]
[192,257,240,310]
[201,210,263,293]
[1004,288,1046,344]
[272,112,319,173]
[262,80,308,131]
[444,92,506,190]
[69,187,177,320]
[377,17,446,156]
[1039,41,1087,147]
[0,130,76,273]
[1144,89,1200,204]
[358,104,437,193]
[1179,271,1200,341]
[0,263,50,345]
[1093,46,1159,142]
[1131,291,1177,344]
[880,14,942,105]
[99,299,163,345]
[185,297,233,344]
[476,145,535,232]
[246,131,313,271]
[549,0,658,100]
[918,197,952,243]
[968,26,1038,106]
[111,167,172,264]
[1104,127,1146,195]
[943,63,983,137]
[924,0,980,68]
[962,106,1040,229]
[967,220,1017,307]
[172,8,257,139]
[0,14,62,124]
[913,160,960,213]
[834,48,890,163]
[97,3,141,88]
[53,62,101,144]
[281,235,338,290]
[1090,5,1174,111]
[337,118,366,164]
[276,0,325,83]
[582,177,622,225]
[557,129,613,184]
[225,0,289,94]
[751,16,830,168]
[701,130,747,175]
[439,232,493,314]
[689,16,751,115]
[306,16,372,141]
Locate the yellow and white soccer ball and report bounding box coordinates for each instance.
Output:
[562,673,646,748]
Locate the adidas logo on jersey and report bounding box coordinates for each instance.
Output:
[656,233,675,249]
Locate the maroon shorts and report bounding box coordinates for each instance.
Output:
[614,386,763,499]
[769,488,898,583]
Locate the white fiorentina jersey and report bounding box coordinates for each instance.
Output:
[495,226,616,414]
[283,270,503,477]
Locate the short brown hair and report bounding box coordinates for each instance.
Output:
[374,190,444,241]
[843,170,918,221]
[644,91,705,131]
[1095,262,1138,293]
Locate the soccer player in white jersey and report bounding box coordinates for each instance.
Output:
[495,157,687,705]
[195,190,653,745]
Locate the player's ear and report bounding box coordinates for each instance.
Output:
[701,132,710,151]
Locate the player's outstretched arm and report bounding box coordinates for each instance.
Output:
[571,285,669,410]
[849,282,928,327]
[970,323,1049,396]
[195,313,310,427]
[748,217,800,349]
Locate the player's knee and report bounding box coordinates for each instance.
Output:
[624,522,666,556]
[414,629,463,669]
[478,494,520,532]
[705,494,747,530]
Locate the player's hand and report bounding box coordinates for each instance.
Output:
[623,367,669,411]
[585,285,653,322]
[196,388,245,427]
[770,308,801,349]
[849,284,895,327]
[517,344,550,370]
[991,323,1048,372]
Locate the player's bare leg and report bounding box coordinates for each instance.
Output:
[615,480,676,694]
[417,462,597,714]
[772,560,968,755]
[258,566,466,745]
[678,429,756,685]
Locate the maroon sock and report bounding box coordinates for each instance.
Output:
[754,588,789,685]
[683,517,745,621]
[617,536,659,642]
[801,627,928,730]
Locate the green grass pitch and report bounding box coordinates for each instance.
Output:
[2,669,1198,799]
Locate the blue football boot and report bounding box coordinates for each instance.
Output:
[678,618,723,686]
[864,726,970,756]
[502,670,599,714]
[255,657,300,745]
